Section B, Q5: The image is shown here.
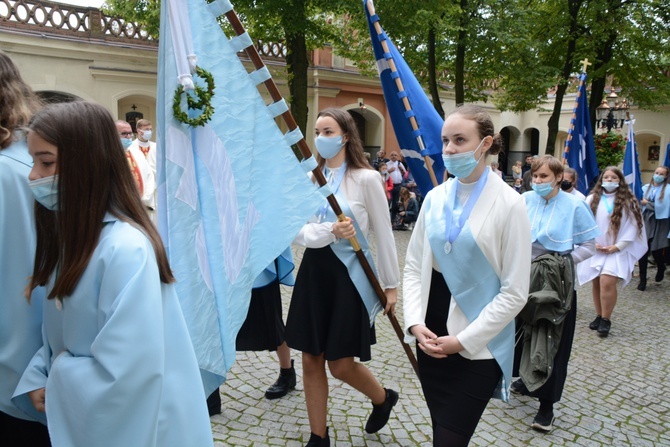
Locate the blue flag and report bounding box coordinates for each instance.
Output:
[564,73,599,195]
[623,119,643,201]
[364,0,445,196]
[157,0,323,392]
[664,142,670,169]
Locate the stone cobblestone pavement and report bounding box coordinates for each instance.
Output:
[210,229,670,446]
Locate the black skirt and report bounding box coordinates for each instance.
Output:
[643,209,670,252]
[418,270,501,437]
[235,279,285,352]
[285,246,376,362]
[513,291,578,403]
[0,410,51,447]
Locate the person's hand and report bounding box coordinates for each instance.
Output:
[595,243,603,251]
[400,211,405,216]
[410,325,447,359]
[430,335,464,355]
[382,288,397,316]
[641,198,648,206]
[29,388,46,412]
[332,217,356,240]
[602,245,619,254]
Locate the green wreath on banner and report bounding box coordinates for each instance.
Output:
[173,66,215,127]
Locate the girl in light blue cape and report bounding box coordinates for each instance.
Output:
[637,166,670,289]
[13,102,213,447]
[0,50,50,446]
[513,155,598,434]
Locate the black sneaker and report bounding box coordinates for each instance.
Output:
[531,409,555,433]
[510,378,529,396]
[589,316,602,330]
[637,279,647,291]
[305,428,330,447]
[365,388,399,434]
[597,318,611,337]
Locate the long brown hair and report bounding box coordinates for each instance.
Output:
[590,166,644,239]
[315,108,372,172]
[29,102,174,299]
[0,50,42,149]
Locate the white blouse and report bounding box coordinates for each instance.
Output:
[294,167,400,289]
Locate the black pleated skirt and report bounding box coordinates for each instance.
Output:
[285,246,376,362]
[235,279,285,352]
[418,270,501,437]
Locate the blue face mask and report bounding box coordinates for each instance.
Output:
[441,139,485,179]
[314,135,345,159]
[121,138,133,149]
[532,181,555,198]
[29,175,59,211]
[653,174,666,184]
[602,182,619,192]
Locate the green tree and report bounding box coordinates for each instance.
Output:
[103,0,352,134]
[485,0,670,153]
[337,0,456,117]
[587,0,670,123]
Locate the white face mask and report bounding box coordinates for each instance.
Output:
[29,175,59,210]
[441,139,486,179]
[602,182,620,192]
[140,129,152,140]
[314,135,345,159]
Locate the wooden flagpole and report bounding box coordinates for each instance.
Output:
[223,8,420,376]
[365,0,439,187]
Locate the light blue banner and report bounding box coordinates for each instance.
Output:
[157,0,322,392]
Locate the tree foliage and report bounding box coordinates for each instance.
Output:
[103,0,670,151]
[103,0,356,133]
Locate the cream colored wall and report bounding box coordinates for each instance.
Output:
[2,31,158,133]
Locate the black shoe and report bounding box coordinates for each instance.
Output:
[637,279,646,291]
[655,266,666,282]
[589,316,602,330]
[597,318,611,337]
[265,359,296,400]
[305,428,330,447]
[365,388,399,434]
[510,378,529,396]
[531,409,555,433]
[206,389,221,416]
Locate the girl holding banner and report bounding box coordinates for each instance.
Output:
[285,108,400,447]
